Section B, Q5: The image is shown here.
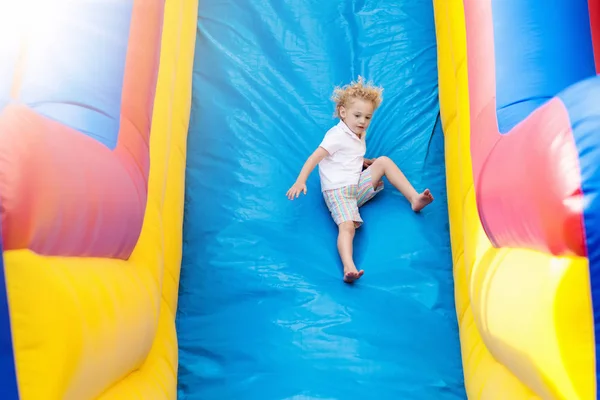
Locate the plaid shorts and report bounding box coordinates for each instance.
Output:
[322,167,384,228]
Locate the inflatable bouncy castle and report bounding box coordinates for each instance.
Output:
[0,0,599,399]
[435,0,599,398]
[0,0,197,398]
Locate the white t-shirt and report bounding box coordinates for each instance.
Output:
[318,121,366,192]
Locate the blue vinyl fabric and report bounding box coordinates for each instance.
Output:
[0,222,18,400]
[0,1,133,149]
[492,0,596,133]
[177,1,464,398]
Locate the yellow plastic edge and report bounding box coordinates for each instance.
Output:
[432,0,595,399]
[4,0,198,398]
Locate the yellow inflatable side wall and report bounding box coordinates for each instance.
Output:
[433,1,596,399]
[4,1,198,398]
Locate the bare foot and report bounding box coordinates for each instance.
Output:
[411,189,434,212]
[343,267,364,283]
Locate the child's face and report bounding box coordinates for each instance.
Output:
[339,98,374,136]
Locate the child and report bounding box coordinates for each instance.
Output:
[286,77,434,283]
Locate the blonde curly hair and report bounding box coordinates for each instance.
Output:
[331,76,384,118]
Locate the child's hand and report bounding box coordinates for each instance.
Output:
[286,181,307,200]
[363,157,376,168]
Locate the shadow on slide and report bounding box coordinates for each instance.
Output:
[176,0,465,398]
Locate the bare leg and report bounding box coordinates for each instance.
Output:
[369,156,434,212]
[337,221,364,283]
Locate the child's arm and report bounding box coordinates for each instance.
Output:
[286,147,329,200]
